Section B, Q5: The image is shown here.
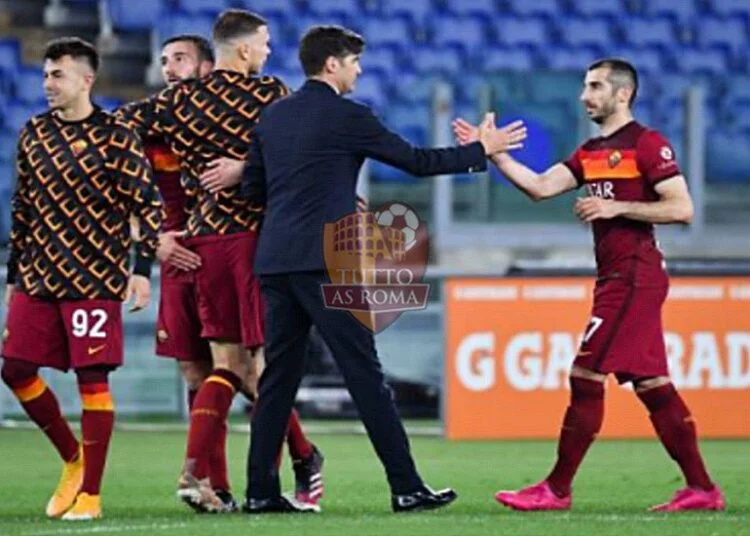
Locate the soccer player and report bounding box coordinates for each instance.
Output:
[116,10,322,512]
[453,58,725,512]
[144,33,242,510]
[1,37,163,521]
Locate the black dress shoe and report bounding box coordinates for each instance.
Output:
[242,495,318,514]
[392,486,458,513]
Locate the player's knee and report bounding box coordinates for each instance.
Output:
[74,365,111,386]
[179,361,210,389]
[1,358,39,386]
[633,376,671,393]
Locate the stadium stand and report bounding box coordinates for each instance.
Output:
[0,0,748,243]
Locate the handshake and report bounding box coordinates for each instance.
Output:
[453,113,527,156]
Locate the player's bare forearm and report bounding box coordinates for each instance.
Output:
[614,199,694,224]
[490,153,575,201]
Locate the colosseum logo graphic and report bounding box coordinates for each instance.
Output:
[322,202,430,333]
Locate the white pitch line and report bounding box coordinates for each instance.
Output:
[23,522,188,536]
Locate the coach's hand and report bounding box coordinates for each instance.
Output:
[456,114,526,154]
[200,157,245,193]
[126,274,151,312]
[158,231,201,271]
[575,197,621,223]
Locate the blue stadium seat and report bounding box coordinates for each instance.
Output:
[431,16,488,51]
[545,46,599,71]
[110,0,162,31]
[570,0,625,17]
[657,73,694,103]
[292,13,349,41]
[526,72,583,103]
[409,46,463,75]
[0,40,20,93]
[5,101,37,134]
[94,97,124,112]
[557,17,614,48]
[306,0,362,19]
[15,67,46,104]
[391,73,442,103]
[707,129,750,183]
[492,114,555,173]
[557,16,614,48]
[488,73,522,102]
[731,106,750,131]
[495,17,549,47]
[632,100,654,127]
[235,0,297,18]
[386,102,431,132]
[178,0,229,15]
[0,166,12,242]
[360,17,412,49]
[622,17,678,48]
[709,0,750,17]
[610,46,666,74]
[353,74,387,110]
[157,12,213,41]
[725,75,750,104]
[507,0,561,18]
[363,47,400,77]
[698,16,748,53]
[677,48,729,74]
[644,0,698,22]
[446,0,498,17]
[0,131,16,162]
[481,47,534,71]
[381,0,433,25]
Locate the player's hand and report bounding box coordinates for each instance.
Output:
[575,197,622,223]
[475,113,527,155]
[200,158,245,194]
[126,274,151,312]
[452,117,480,145]
[4,284,14,307]
[157,231,201,271]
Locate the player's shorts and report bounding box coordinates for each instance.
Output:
[2,291,123,371]
[155,264,212,362]
[186,231,264,349]
[574,278,669,383]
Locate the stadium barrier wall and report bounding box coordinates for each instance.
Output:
[444,276,750,439]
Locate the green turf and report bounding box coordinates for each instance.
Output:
[0,428,748,535]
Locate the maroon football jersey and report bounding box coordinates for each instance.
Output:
[143,136,186,233]
[563,121,681,286]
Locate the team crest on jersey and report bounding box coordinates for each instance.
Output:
[608,150,622,168]
[70,139,88,156]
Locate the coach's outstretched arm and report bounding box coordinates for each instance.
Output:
[453,115,576,201]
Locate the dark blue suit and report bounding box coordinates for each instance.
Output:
[244,79,487,499]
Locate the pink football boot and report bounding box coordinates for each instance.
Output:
[495,481,571,511]
[650,486,725,512]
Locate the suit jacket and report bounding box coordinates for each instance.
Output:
[243,79,487,275]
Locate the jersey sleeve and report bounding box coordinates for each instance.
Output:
[114,85,174,140]
[636,130,681,186]
[109,126,165,277]
[562,147,585,188]
[7,126,32,285]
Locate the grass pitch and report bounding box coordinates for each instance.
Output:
[0,427,748,536]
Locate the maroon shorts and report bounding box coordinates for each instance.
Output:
[186,232,264,349]
[574,279,669,383]
[2,291,123,371]
[156,265,212,361]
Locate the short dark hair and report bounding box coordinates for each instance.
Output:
[161,34,215,63]
[299,25,365,77]
[212,9,267,45]
[588,58,639,106]
[44,37,99,72]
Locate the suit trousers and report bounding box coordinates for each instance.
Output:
[247,271,423,499]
